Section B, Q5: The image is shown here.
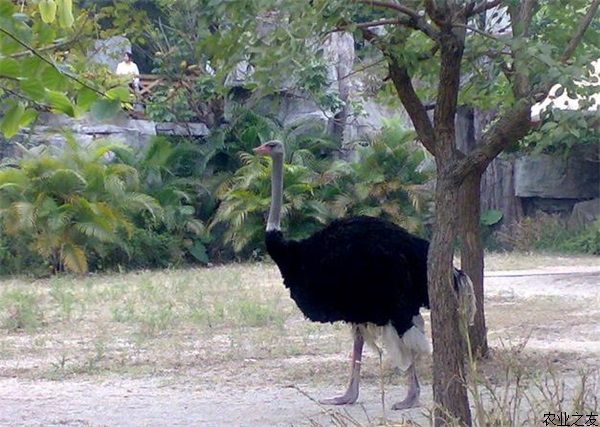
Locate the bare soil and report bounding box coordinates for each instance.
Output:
[0,259,599,426]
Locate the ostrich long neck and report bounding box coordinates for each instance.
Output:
[267,154,284,232]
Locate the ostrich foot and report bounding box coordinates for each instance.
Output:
[320,326,364,405]
[319,390,358,405]
[391,393,419,410]
[392,363,420,410]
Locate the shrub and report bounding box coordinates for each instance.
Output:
[211,121,431,255]
[563,219,600,255]
[494,214,600,254]
[0,136,208,275]
[0,137,161,273]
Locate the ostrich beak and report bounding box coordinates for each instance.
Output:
[253,144,270,155]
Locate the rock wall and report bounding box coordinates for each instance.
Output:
[514,146,599,199]
[0,112,209,159]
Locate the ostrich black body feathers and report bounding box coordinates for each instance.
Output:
[266,215,430,337]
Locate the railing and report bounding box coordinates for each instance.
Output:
[138,74,164,97]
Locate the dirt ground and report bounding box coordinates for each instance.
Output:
[0,263,599,426]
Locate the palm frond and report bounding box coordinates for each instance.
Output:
[61,243,88,273]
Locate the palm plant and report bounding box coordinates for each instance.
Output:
[211,152,331,253]
[211,119,432,255]
[324,123,432,234]
[209,105,339,255]
[112,136,209,264]
[0,137,162,273]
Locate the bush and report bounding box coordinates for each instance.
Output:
[0,137,163,273]
[563,219,600,255]
[0,232,50,276]
[211,121,431,255]
[0,136,208,275]
[494,214,600,254]
[89,229,184,271]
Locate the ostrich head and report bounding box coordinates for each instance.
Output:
[253,140,285,158]
[253,140,284,232]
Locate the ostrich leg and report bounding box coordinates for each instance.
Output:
[320,327,364,405]
[392,363,420,410]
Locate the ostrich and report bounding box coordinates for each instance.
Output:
[253,140,474,409]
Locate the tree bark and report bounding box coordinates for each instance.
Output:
[459,171,488,357]
[430,171,472,426]
[428,18,472,425]
[456,107,488,357]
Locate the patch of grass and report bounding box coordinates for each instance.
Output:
[49,280,77,321]
[48,350,107,380]
[467,344,599,426]
[0,257,597,393]
[483,251,600,271]
[137,303,176,336]
[0,289,42,331]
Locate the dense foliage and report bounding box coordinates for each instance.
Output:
[211,119,431,254]
[1,0,597,277]
[0,136,205,274]
[0,0,134,138]
[0,112,433,274]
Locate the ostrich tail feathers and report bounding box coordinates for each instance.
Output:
[454,269,477,326]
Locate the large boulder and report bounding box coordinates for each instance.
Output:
[514,146,600,199]
[568,198,600,229]
[88,36,131,72]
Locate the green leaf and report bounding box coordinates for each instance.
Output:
[0,103,25,138]
[46,89,75,116]
[39,0,57,23]
[20,109,38,128]
[19,78,47,101]
[90,98,121,121]
[34,21,56,45]
[189,241,209,264]
[106,86,131,102]
[0,0,15,17]
[56,0,74,28]
[76,87,98,111]
[62,243,88,273]
[481,209,503,226]
[41,66,66,91]
[0,58,20,78]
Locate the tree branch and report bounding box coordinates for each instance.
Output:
[387,58,437,155]
[452,100,532,183]
[469,0,503,16]
[10,40,72,59]
[561,0,600,62]
[0,26,106,98]
[359,26,436,153]
[356,0,421,20]
[424,0,445,27]
[455,0,599,183]
[339,58,387,81]
[332,18,405,33]
[2,87,52,112]
[453,23,507,43]
[356,0,439,39]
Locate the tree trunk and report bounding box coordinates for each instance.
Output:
[456,107,489,357]
[430,171,473,426]
[459,171,489,357]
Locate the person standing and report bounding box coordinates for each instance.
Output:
[116,51,140,91]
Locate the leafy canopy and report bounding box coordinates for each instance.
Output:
[0,0,132,138]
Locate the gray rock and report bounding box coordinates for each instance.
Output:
[568,198,600,229]
[515,148,600,199]
[88,36,131,72]
[155,122,209,136]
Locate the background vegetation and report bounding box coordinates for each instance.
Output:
[1,0,598,277]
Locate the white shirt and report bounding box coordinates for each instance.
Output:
[116,61,140,76]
